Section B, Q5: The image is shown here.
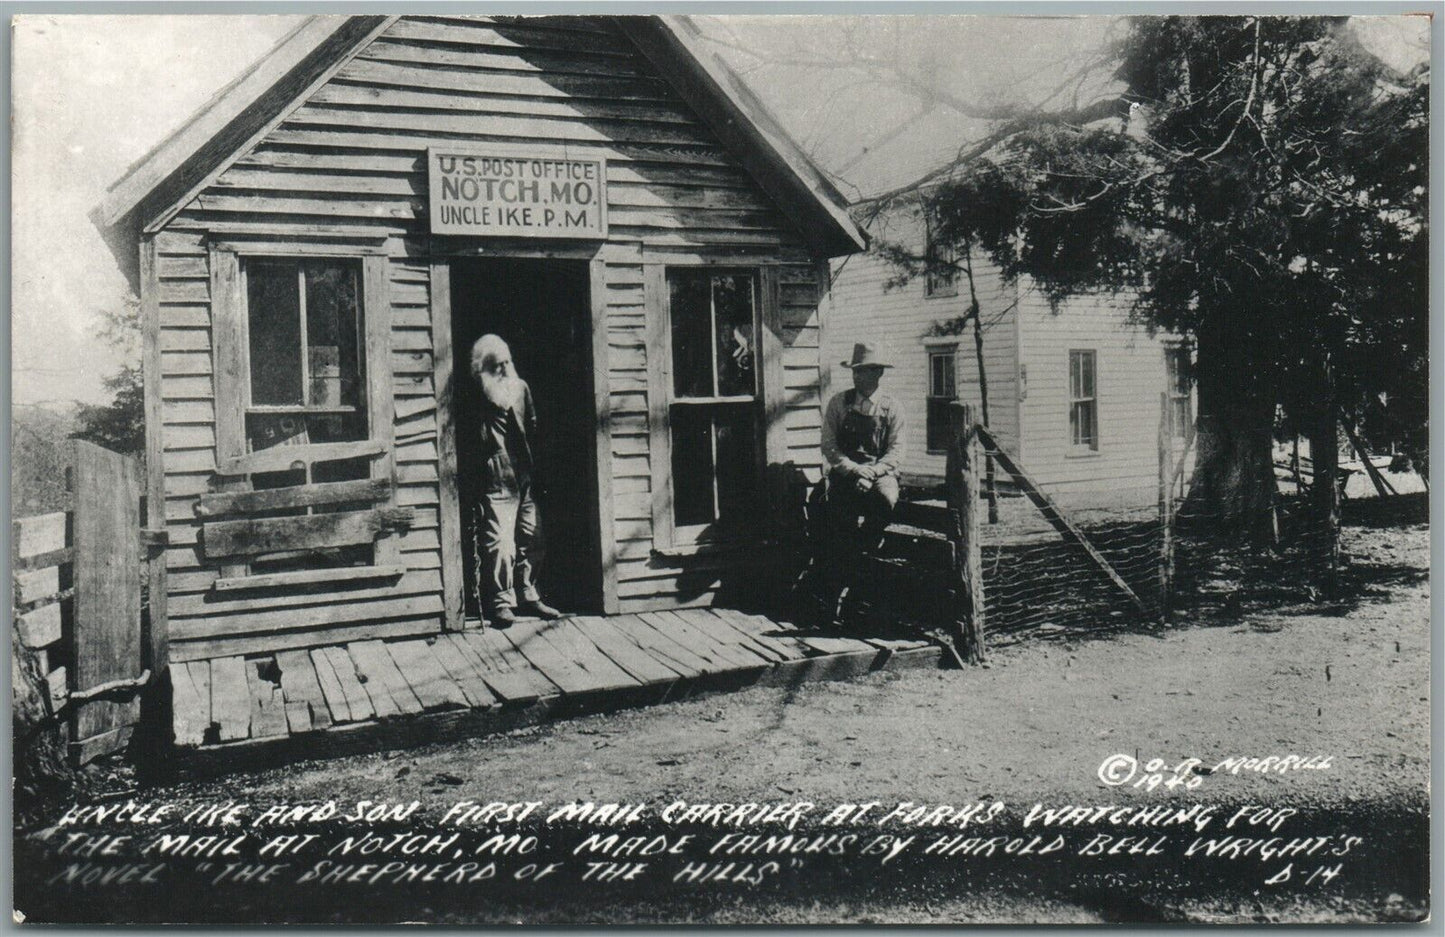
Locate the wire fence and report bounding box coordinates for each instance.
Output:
[978,494,1165,646]
[857,405,1428,657]
[808,396,1426,661]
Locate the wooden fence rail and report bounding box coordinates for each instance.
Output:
[14,510,73,718]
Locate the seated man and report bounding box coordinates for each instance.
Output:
[816,342,905,622]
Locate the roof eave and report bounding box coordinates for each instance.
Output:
[91,15,393,290]
[94,16,349,230]
[616,15,868,259]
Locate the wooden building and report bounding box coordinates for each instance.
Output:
[94,14,865,671]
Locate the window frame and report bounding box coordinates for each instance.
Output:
[925,345,959,454]
[1164,342,1193,439]
[924,218,959,299]
[209,246,396,574]
[241,257,366,418]
[1068,348,1100,453]
[655,266,767,547]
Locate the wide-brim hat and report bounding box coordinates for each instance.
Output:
[841,342,893,369]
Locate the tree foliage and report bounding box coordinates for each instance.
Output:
[71,298,145,457]
[72,364,145,456]
[877,15,1429,533]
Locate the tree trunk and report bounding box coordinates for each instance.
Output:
[1305,375,1341,590]
[1184,319,1279,546]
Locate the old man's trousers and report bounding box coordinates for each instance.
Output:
[473,482,543,615]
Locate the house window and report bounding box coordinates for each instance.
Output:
[1165,344,1192,438]
[1069,349,1099,451]
[925,222,958,298]
[244,259,368,448]
[239,258,375,571]
[926,348,958,453]
[667,271,759,536]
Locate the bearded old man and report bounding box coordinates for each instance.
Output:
[470,334,561,627]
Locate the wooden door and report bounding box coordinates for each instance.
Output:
[67,440,144,764]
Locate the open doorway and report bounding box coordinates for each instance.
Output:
[450,258,600,620]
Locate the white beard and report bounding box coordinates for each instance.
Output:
[480,371,524,411]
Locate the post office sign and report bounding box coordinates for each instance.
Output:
[428,146,607,239]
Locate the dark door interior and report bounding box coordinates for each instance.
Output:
[450,258,599,619]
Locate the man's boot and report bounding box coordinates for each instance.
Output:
[519,599,562,620]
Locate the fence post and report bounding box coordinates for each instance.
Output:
[946,402,985,664]
[1157,393,1174,619]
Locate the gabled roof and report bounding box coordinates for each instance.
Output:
[92,15,394,283]
[94,14,865,284]
[617,16,865,257]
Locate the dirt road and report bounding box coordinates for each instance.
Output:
[17,515,1430,923]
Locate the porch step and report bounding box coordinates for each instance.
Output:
[892,498,952,533]
[167,609,942,774]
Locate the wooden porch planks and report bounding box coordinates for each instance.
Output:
[711,609,821,660]
[344,645,400,719]
[275,649,333,732]
[505,619,640,696]
[348,640,424,716]
[310,647,361,724]
[208,656,251,742]
[792,633,882,658]
[386,638,469,711]
[670,608,780,666]
[244,658,289,740]
[606,614,708,679]
[323,645,377,723]
[633,612,735,674]
[498,620,593,695]
[170,660,212,747]
[457,629,559,703]
[570,616,684,685]
[692,608,799,663]
[425,636,497,709]
[644,610,766,671]
[173,607,943,764]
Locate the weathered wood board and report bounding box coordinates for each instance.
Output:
[68,441,144,762]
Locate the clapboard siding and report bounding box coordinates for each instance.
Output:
[193,17,806,252]
[777,263,827,476]
[827,208,1191,503]
[151,14,835,643]
[1016,281,1185,501]
[611,260,826,613]
[823,208,1021,482]
[158,230,444,661]
[605,261,655,570]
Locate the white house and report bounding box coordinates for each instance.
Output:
[822,196,1194,508]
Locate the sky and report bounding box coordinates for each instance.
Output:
[9,13,1429,408]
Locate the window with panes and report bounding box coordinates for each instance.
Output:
[243,257,373,569]
[1165,344,1192,438]
[1069,349,1099,451]
[666,271,761,539]
[926,348,958,453]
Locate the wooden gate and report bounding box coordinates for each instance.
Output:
[69,441,145,762]
[12,440,146,764]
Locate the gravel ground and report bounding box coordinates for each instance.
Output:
[15,509,1431,924]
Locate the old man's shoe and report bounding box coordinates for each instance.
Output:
[520,600,562,620]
